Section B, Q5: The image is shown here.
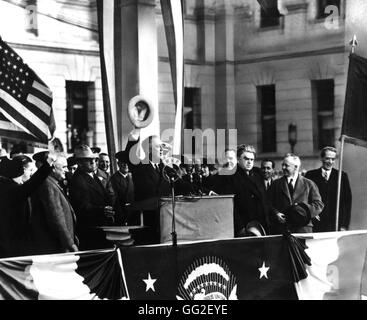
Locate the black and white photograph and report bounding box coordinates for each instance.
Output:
[0,0,367,306]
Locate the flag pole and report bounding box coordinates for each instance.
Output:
[335,35,358,231]
[96,0,117,173]
[335,135,345,231]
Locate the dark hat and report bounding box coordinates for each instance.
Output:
[67,156,77,167]
[115,151,129,163]
[0,158,24,179]
[32,151,49,163]
[208,164,217,171]
[90,147,101,154]
[202,158,210,167]
[285,203,311,228]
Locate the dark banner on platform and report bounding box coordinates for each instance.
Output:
[1,231,367,300]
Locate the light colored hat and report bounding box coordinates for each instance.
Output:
[245,220,266,237]
[74,145,98,159]
[0,148,8,158]
[128,95,155,129]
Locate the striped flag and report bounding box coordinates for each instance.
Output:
[0,249,128,300]
[160,0,184,155]
[295,231,367,300]
[0,36,55,145]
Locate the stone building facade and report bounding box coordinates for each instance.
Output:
[0,0,354,170]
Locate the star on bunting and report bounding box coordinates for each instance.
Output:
[143,273,157,292]
[258,262,270,279]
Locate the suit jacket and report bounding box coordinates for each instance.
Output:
[305,168,352,231]
[125,140,196,201]
[30,176,78,255]
[218,166,270,236]
[0,163,52,258]
[109,171,135,224]
[69,169,114,250]
[96,168,110,188]
[262,178,275,192]
[268,175,324,234]
[125,140,202,243]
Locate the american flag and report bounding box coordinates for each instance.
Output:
[0,36,55,145]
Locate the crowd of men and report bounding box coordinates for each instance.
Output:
[0,130,352,259]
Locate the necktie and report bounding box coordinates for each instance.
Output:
[267,181,271,190]
[288,178,294,197]
[323,171,328,181]
[154,163,160,175]
[93,174,104,189]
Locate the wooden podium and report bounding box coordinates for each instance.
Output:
[159,195,235,244]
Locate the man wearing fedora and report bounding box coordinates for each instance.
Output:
[268,153,324,234]
[69,145,115,250]
[0,154,54,258]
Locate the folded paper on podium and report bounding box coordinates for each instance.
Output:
[159,195,234,244]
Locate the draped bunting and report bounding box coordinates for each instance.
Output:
[1,231,367,300]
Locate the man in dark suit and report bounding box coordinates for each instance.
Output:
[261,159,276,192]
[69,145,115,250]
[125,129,205,243]
[305,146,352,232]
[218,145,270,237]
[109,151,135,225]
[96,153,111,188]
[268,153,324,234]
[31,153,79,255]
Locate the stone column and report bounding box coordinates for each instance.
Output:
[214,0,236,133]
[115,0,159,149]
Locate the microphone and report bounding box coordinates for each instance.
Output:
[162,157,182,184]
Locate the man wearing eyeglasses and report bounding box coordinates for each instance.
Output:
[69,144,115,250]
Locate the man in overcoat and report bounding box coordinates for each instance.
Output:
[268,153,324,234]
[31,153,79,255]
[305,146,352,232]
[69,145,115,250]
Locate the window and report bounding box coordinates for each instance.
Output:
[184,87,201,155]
[258,85,276,153]
[66,81,90,152]
[312,80,335,150]
[317,0,340,19]
[259,0,282,28]
[184,88,201,130]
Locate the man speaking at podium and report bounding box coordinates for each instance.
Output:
[124,96,216,244]
[125,129,212,244]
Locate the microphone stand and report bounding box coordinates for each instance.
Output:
[170,176,177,247]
